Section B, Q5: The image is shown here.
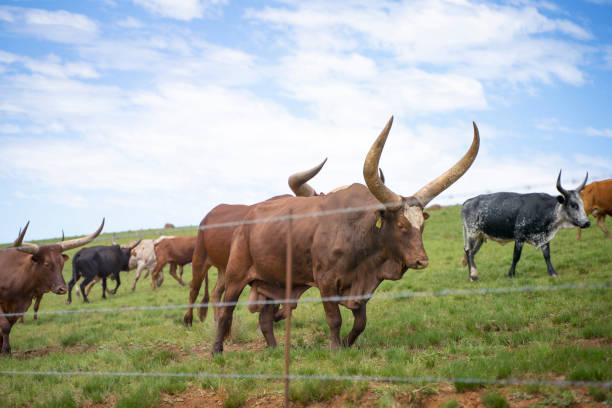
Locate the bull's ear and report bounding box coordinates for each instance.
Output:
[62,254,69,261]
[556,195,565,204]
[423,212,430,220]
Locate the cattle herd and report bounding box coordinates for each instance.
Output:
[1,117,611,355]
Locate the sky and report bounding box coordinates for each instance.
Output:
[1,0,611,243]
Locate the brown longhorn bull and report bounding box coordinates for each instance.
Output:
[212,117,479,354]
[183,159,327,326]
[578,179,612,240]
[0,219,104,354]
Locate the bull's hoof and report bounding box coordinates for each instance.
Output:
[549,272,559,278]
[183,314,192,327]
[66,299,72,305]
[212,344,223,355]
[197,308,208,323]
[470,276,478,282]
[107,289,117,295]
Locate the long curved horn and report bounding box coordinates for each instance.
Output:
[14,242,39,254]
[413,122,480,207]
[363,116,402,209]
[288,158,328,197]
[556,170,568,196]
[128,238,142,251]
[60,218,105,251]
[576,172,588,192]
[12,221,30,247]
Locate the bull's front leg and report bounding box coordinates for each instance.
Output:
[342,303,367,347]
[0,305,13,355]
[132,262,145,292]
[508,240,524,278]
[597,215,611,238]
[32,294,43,321]
[321,298,343,351]
[258,302,277,348]
[541,242,558,277]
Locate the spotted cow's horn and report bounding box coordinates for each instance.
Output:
[556,170,568,196]
[413,122,480,207]
[363,116,403,210]
[576,172,588,192]
[288,158,328,197]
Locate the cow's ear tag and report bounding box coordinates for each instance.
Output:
[375,217,382,229]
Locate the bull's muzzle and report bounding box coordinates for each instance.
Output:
[407,256,429,270]
[581,220,591,229]
[53,285,68,295]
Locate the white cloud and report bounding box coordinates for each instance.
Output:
[0,6,98,43]
[536,118,612,139]
[249,0,591,86]
[117,16,143,28]
[132,0,227,21]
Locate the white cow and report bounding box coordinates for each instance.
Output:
[130,236,175,291]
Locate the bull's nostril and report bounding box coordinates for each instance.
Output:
[583,221,591,228]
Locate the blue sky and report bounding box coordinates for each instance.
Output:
[1,0,611,243]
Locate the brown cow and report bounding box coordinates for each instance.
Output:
[150,236,197,289]
[211,117,479,354]
[578,179,612,240]
[0,219,104,354]
[183,159,327,326]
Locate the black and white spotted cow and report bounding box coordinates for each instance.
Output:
[461,171,590,281]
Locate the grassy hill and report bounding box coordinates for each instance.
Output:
[1,205,610,407]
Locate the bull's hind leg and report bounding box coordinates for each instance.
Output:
[211,274,250,355]
[168,263,187,287]
[184,259,211,326]
[342,303,367,347]
[465,235,484,282]
[541,242,558,277]
[80,277,94,303]
[508,241,524,278]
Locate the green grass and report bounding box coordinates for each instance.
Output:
[0,207,610,407]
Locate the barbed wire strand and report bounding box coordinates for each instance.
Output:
[3,282,609,318]
[1,370,610,388]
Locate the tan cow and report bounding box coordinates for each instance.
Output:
[578,179,612,239]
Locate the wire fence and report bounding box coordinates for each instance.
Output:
[2,281,610,318]
[1,370,610,389]
[1,184,611,401]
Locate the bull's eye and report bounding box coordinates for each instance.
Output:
[571,202,578,210]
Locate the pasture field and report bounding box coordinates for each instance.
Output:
[1,206,611,407]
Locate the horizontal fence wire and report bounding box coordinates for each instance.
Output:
[3,172,612,248]
[3,282,610,318]
[1,370,610,388]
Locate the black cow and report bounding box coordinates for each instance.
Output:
[462,171,590,281]
[66,240,140,303]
